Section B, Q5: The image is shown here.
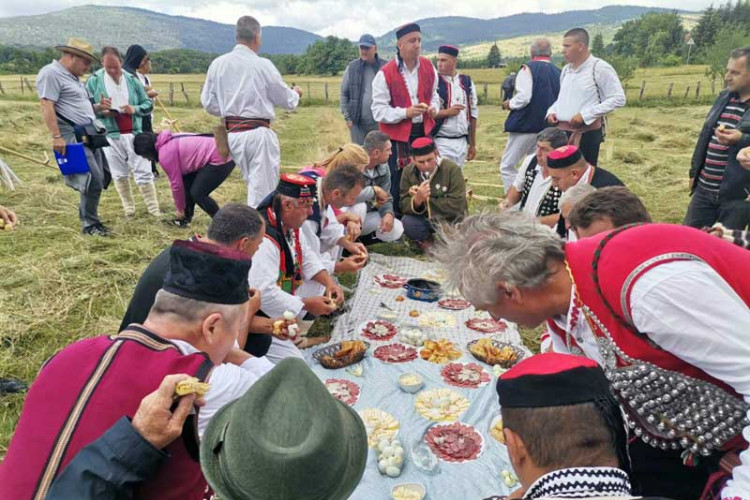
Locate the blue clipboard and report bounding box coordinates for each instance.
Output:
[54,143,90,175]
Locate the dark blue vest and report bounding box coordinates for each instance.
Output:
[504,60,561,134]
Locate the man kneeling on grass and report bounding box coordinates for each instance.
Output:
[399,137,467,250]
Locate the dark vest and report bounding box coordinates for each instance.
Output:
[519,157,562,216]
[504,60,561,134]
[346,56,386,125]
[432,74,473,139]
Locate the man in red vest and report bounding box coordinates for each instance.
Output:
[434,212,750,500]
[0,240,273,500]
[372,22,440,215]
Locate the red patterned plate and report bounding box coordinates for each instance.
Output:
[360,320,398,341]
[440,363,491,388]
[425,422,483,463]
[374,343,418,363]
[325,379,361,406]
[465,318,507,334]
[374,274,408,289]
[438,298,471,310]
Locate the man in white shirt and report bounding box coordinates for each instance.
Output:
[371,22,440,215]
[500,127,567,228]
[547,28,626,166]
[435,212,750,500]
[433,45,478,168]
[500,38,561,191]
[201,16,302,207]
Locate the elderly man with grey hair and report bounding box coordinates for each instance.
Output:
[202,16,303,207]
[557,182,595,240]
[499,38,561,192]
[434,211,750,500]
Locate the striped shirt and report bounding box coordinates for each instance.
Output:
[699,97,749,192]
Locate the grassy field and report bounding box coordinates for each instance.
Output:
[0,97,709,455]
[0,64,720,106]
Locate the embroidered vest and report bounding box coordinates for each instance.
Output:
[504,59,561,134]
[518,156,561,217]
[0,327,213,500]
[378,57,436,142]
[262,207,303,294]
[432,73,473,138]
[561,224,750,458]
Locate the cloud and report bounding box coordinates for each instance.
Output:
[0,0,717,40]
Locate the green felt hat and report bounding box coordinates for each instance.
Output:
[200,358,368,500]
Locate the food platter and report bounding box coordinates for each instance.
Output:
[467,338,524,368]
[437,298,471,311]
[419,339,462,364]
[440,362,491,389]
[374,343,418,363]
[359,320,398,341]
[374,274,408,289]
[325,378,361,406]
[424,422,483,463]
[313,340,370,369]
[359,408,400,447]
[465,318,508,334]
[415,388,470,422]
[418,312,457,329]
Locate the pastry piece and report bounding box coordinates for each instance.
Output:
[419,339,462,364]
[175,377,210,397]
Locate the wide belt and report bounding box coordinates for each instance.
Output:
[225,117,271,133]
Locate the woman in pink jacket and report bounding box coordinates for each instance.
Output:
[134,131,235,227]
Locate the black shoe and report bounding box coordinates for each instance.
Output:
[166,218,190,228]
[0,378,28,395]
[83,223,110,237]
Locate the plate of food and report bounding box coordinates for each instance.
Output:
[375,274,408,289]
[359,408,400,447]
[437,298,471,311]
[465,317,508,334]
[325,378,361,406]
[424,422,483,463]
[418,311,457,329]
[374,344,418,363]
[359,320,398,341]
[313,340,370,369]
[419,339,462,364]
[415,388,470,422]
[489,415,505,444]
[440,363,491,389]
[467,338,524,368]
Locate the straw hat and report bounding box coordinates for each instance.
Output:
[200,358,368,500]
[55,38,99,63]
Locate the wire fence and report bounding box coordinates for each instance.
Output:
[0,75,722,107]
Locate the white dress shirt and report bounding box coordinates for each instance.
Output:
[435,73,479,137]
[546,55,626,124]
[201,44,299,120]
[511,155,553,217]
[549,260,750,499]
[508,59,554,111]
[170,339,275,438]
[301,204,346,275]
[248,232,326,319]
[103,72,129,110]
[371,58,441,125]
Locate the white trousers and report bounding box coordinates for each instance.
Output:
[434,137,468,167]
[349,202,404,242]
[499,133,537,192]
[228,127,281,208]
[103,134,153,184]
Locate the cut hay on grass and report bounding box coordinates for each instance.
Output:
[0,99,709,455]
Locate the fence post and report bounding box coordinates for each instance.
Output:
[0,81,4,95]
[638,80,646,100]
[25,78,33,92]
[667,82,674,99]
[711,80,716,95]
[169,83,174,106]
[180,83,190,104]
[684,86,690,99]
[324,82,329,105]
[695,81,701,98]
[307,82,311,103]
[483,83,488,102]
[20,76,24,94]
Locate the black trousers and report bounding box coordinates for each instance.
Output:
[182,160,235,220]
[567,128,603,166]
[388,123,425,217]
[684,184,750,230]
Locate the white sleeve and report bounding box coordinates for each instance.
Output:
[300,231,326,281]
[580,60,626,124]
[470,80,479,119]
[198,360,269,437]
[248,239,305,318]
[512,156,533,191]
[630,261,750,500]
[200,62,221,117]
[371,70,407,124]
[320,207,346,250]
[509,65,533,110]
[429,64,441,111]
[264,60,300,111]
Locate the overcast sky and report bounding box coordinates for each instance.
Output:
[0,0,716,39]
